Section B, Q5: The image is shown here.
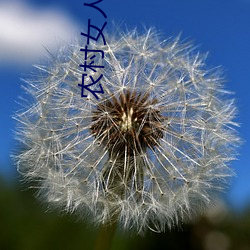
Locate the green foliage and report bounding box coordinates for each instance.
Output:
[1,177,250,250]
[0,178,96,250]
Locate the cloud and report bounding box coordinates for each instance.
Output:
[0,1,78,65]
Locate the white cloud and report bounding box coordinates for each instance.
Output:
[0,1,78,64]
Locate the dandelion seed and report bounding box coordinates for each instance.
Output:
[14,28,240,233]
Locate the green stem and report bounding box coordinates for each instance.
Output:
[94,221,117,250]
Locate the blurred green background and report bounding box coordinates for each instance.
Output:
[1,174,250,250]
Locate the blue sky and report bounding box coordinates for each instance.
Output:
[1,0,249,210]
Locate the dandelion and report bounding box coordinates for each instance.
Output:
[14,28,239,233]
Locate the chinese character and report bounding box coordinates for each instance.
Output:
[79,45,104,72]
[84,0,107,18]
[81,19,107,45]
[80,0,107,99]
[78,73,104,99]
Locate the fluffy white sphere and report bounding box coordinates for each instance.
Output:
[14,28,240,233]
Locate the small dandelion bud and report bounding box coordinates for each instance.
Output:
[14,28,240,233]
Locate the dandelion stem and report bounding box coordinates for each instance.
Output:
[94,221,117,250]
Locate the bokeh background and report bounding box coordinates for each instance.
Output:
[1,0,249,249]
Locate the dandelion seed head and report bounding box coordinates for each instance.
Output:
[14,28,240,233]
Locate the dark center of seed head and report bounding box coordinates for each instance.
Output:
[90,90,164,159]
